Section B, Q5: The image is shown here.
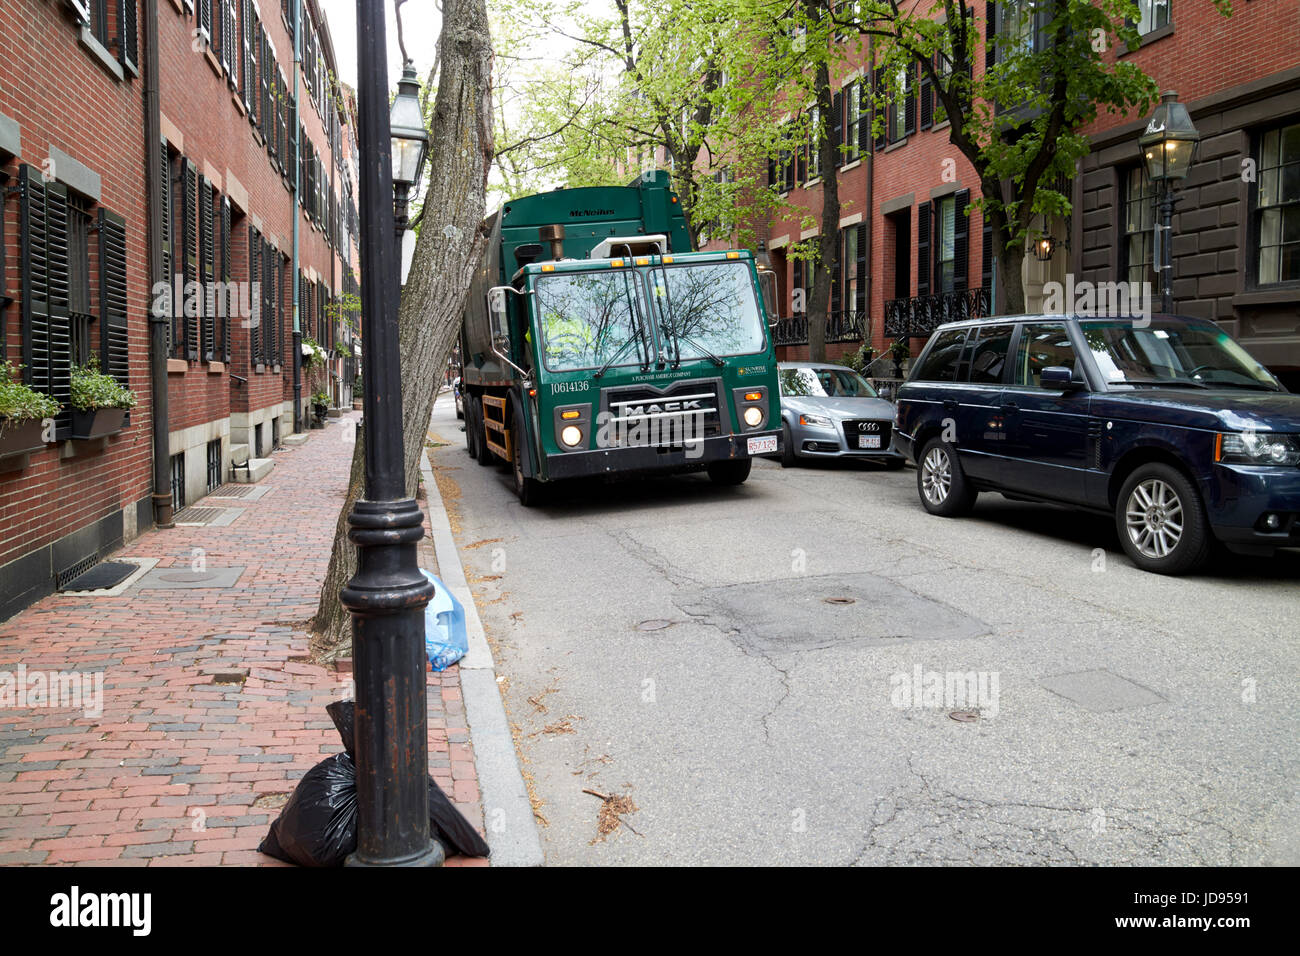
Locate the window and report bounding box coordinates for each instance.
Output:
[936,196,957,293]
[1123,166,1156,286]
[68,195,94,366]
[1136,0,1170,35]
[919,191,970,296]
[652,262,767,360]
[912,327,968,382]
[1256,121,1300,286]
[1002,0,1038,57]
[842,224,866,313]
[843,80,862,161]
[536,271,645,372]
[1012,323,1076,388]
[807,106,822,181]
[968,324,1015,384]
[888,64,913,142]
[69,1,139,74]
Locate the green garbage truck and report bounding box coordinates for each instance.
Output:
[459,171,782,505]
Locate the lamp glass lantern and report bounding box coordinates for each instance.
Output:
[1139,91,1201,183]
[390,64,429,195]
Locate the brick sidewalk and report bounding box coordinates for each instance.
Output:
[0,411,486,866]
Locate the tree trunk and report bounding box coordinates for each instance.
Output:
[310,0,494,661]
[807,53,839,363]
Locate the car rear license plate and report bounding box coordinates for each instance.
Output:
[747,436,777,455]
[858,435,882,449]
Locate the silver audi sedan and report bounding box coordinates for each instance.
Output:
[776,362,905,469]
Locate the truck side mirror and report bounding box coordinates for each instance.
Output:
[758,270,779,327]
[487,287,511,347]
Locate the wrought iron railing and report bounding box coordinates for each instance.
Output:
[772,310,871,347]
[883,287,991,338]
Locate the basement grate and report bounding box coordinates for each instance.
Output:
[59,560,138,592]
[173,506,227,526]
[206,484,256,498]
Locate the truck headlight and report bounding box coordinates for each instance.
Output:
[743,406,763,428]
[560,425,584,447]
[1217,432,1300,466]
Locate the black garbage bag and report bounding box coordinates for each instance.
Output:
[259,700,490,865]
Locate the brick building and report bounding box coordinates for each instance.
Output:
[702,3,1296,388]
[1,0,361,621]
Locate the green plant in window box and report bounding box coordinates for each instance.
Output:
[69,356,137,440]
[0,360,60,458]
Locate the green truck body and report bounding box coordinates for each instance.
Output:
[460,171,782,504]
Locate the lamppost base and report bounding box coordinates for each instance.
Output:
[344,841,445,868]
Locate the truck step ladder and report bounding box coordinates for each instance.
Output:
[482,395,511,461]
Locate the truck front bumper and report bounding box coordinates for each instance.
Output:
[543,431,781,480]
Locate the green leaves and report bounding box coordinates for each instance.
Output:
[70,356,137,411]
[0,360,60,422]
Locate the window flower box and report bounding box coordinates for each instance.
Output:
[70,406,128,440]
[0,418,49,459]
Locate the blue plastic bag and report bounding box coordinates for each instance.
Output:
[422,570,468,671]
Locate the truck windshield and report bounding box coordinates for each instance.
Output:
[650,261,767,362]
[535,271,647,373]
[1078,319,1281,391]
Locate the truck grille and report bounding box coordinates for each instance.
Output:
[600,377,725,447]
[842,419,892,452]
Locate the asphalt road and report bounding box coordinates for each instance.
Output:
[428,392,1299,866]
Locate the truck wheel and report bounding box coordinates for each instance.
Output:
[916,437,976,516]
[1115,463,1212,575]
[465,397,479,460]
[780,423,796,468]
[707,458,752,485]
[511,405,546,506]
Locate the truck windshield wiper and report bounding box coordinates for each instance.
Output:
[673,331,724,367]
[593,335,644,379]
[594,274,651,379]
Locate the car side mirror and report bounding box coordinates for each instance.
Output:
[1041,365,1083,391]
[757,269,779,327]
[487,286,511,347]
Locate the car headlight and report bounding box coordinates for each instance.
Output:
[743,406,763,428]
[799,413,832,428]
[1217,432,1300,466]
[560,425,584,448]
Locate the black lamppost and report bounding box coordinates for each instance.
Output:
[390,63,429,239]
[1139,90,1201,314]
[341,0,440,868]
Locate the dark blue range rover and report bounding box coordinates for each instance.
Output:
[893,314,1300,574]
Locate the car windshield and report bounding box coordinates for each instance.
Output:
[1078,320,1282,391]
[535,270,647,372]
[779,367,879,398]
[650,261,767,361]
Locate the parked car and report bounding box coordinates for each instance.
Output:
[776,362,906,469]
[453,376,463,419]
[894,314,1300,574]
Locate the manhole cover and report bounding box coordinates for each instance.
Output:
[158,571,219,583]
[949,710,980,722]
[823,596,856,605]
[636,619,674,631]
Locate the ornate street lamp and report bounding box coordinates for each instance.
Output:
[341,0,440,868]
[390,62,429,236]
[1139,91,1201,313]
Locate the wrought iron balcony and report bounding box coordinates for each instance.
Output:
[772,310,871,347]
[884,287,991,338]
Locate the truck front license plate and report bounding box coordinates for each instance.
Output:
[858,435,882,449]
[747,436,777,455]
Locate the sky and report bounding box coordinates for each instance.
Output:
[318,0,443,93]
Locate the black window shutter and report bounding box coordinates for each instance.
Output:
[767,155,776,190]
[917,201,932,297]
[182,159,198,359]
[904,63,917,137]
[199,176,215,361]
[159,141,172,348]
[117,0,139,74]
[796,120,807,185]
[872,68,887,150]
[831,230,842,314]
[986,2,997,70]
[260,32,271,142]
[919,60,933,130]
[982,214,994,292]
[953,189,970,291]
[18,166,53,404]
[221,197,231,362]
[832,90,844,167]
[783,147,795,193]
[199,0,212,41]
[859,81,871,154]
[44,181,73,432]
[248,226,260,362]
[242,3,255,111]
[855,224,867,312]
[97,208,129,388]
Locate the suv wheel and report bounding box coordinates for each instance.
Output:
[916,438,976,516]
[1116,463,1211,574]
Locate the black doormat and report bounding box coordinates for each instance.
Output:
[60,561,138,592]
